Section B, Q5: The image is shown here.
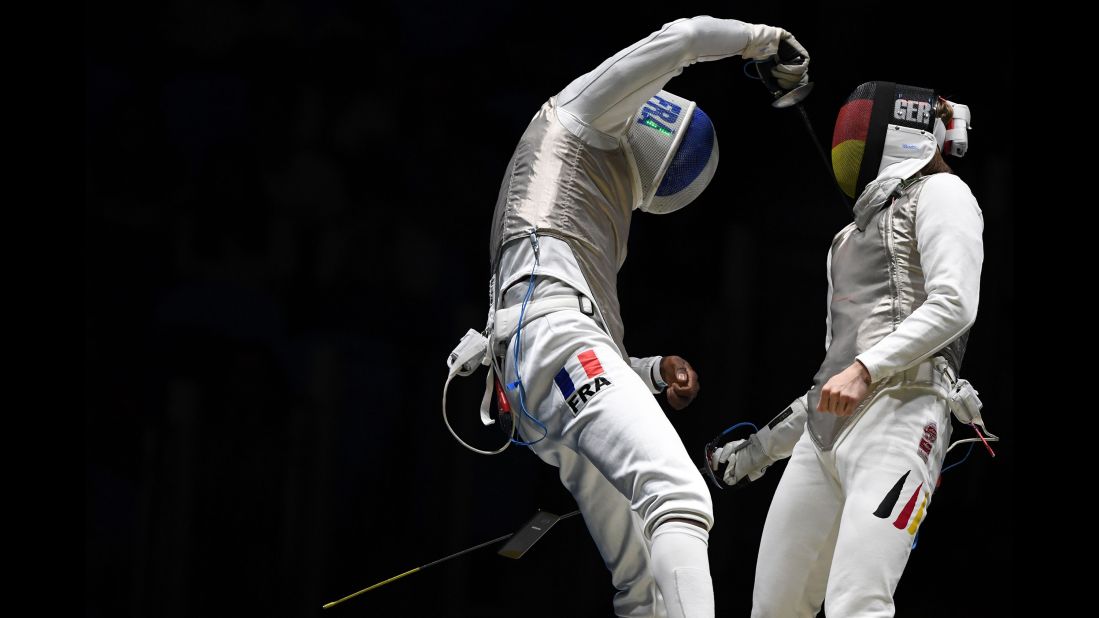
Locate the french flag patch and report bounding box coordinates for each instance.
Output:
[554,349,613,415]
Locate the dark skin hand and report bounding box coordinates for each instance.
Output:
[660,355,699,410]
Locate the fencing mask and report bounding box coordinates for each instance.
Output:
[627,91,719,215]
[831,81,972,201]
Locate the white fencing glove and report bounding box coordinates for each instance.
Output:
[713,436,767,486]
[741,24,810,91]
[741,24,786,60]
[772,34,810,90]
[710,394,808,487]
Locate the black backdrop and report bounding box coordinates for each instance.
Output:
[86,2,1014,616]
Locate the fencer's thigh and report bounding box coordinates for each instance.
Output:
[504,309,713,534]
[751,429,842,618]
[823,387,953,618]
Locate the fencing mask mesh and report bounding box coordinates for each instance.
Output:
[627,91,719,214]
[832,81,939,200]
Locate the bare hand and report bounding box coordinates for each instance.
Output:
[661,355,699,410]
[817,361,872,416]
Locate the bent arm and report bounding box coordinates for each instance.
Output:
[557,16,758,140]
[856,175,984,382]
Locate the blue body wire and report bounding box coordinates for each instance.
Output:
[507,244,548,446]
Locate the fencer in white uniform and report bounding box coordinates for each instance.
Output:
[482,16,810,618]
[710,81,991,617]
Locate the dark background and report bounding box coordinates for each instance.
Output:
[85,2,1013,616]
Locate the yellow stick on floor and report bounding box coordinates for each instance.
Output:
[321,530,518,609]
[321,514,579,609]
[322,567,420,609]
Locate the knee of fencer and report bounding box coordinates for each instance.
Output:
[648,512,713,541]
[641,476,714,539]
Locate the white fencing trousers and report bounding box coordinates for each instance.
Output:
[751,363,953,618]
[502,307,714,618]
